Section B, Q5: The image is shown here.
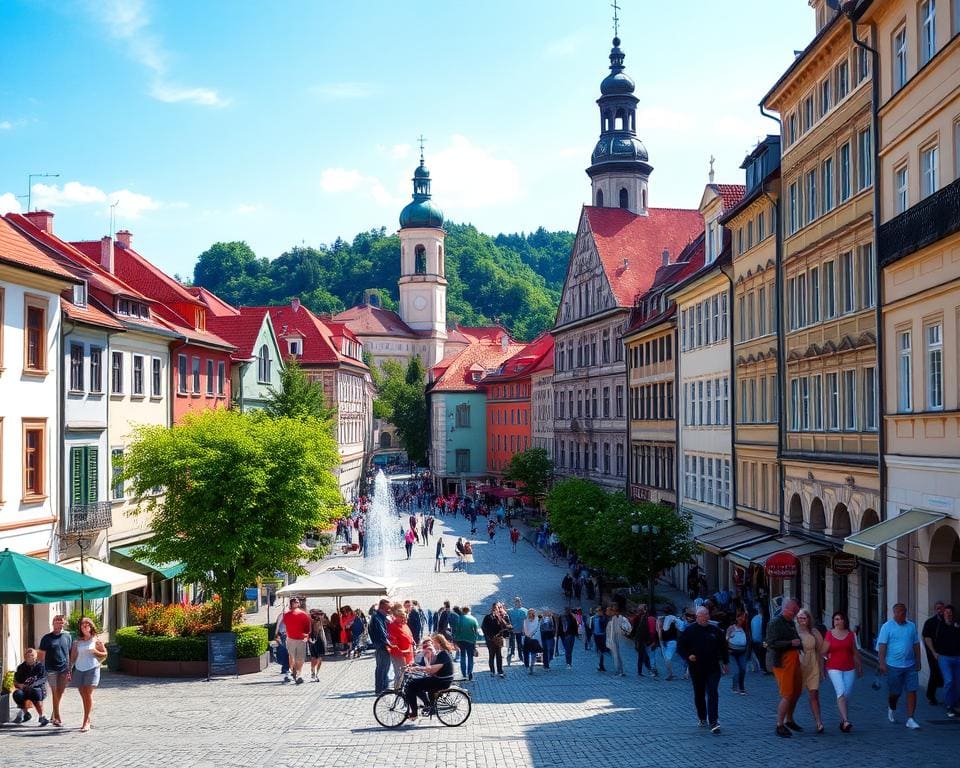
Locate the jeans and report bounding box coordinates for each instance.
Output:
[487,642,504,675]
[541,633,555,669]
[691,668,721,725]
[561,635,576,666]
[730,649,747,691]
[508,631,523,661]
[636,643,653,674]
[459,641,476,678]
[594,635,607,670]
[405,676,448,718]
[523,638,539,668]
[751,641,768,673]
[374,646,392,693]
[939,655,960,710]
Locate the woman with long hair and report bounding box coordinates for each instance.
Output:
[387,603,415,688]
[403,634,456,723]
[308,610,326,681]
[796,608,826,733]
[726,609,751,694]
[821,610,862,732]
[67,616,107,733]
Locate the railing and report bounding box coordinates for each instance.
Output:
[64,501,113,533]
[879,177,960,266]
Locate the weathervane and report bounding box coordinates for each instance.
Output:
[417,134,427,165]
[611,0,621,37]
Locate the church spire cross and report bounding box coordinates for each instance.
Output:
[417,134,428,166]
[611,0,620,38]
[708,154,716,183]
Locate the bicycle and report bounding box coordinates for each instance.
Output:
[373,670,472,728]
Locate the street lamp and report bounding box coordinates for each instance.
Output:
[633,523,659,610]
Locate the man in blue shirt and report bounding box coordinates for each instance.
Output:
[877,602,922,729]
[368,599,393,694]
[37,615,71,727]
[507,597,527,666]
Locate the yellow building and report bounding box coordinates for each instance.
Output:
[762,0,882,642]
[850,0,960,620]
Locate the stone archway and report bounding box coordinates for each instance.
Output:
[809,497,826,533]
[859,508,879,531]
[379,432,392,449]
[925,524,960,609]
[788,493,803,526]
[831,503,852,538]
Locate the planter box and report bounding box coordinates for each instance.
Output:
[119,651,268,678]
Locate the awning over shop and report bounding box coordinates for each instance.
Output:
[695,522,776,555]
[843,509,946,561]
[727,535,830,567]
[61,558,148,596]
[110,544,185,580]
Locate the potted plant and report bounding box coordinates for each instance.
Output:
[1,669,14,724]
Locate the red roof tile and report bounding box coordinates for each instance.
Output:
[584,206,703,307]
[710,184,747,213]
[0,217,81,283]
[482,333,554,384]
[430,339,526,393]
[332,304,418,337]
[207,307,272,359]
[252,302,367,369]
[62,296,126,330]
[627,233,706,334]
[189,286,240,318]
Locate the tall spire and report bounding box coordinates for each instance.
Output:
[400,139,444,229]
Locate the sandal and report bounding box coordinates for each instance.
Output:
[816,722,824,734]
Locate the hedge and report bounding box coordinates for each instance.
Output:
[116,624,269,661]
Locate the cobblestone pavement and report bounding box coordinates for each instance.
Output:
[2,510,958,767]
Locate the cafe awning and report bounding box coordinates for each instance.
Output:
[695,522,776,555]
[110,544,185,580]
[728,535,830,567]
[61,558,148,596]
[843,508,946,561]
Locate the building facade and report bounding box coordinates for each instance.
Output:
[530,345,555,460]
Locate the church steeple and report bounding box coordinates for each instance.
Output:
[587,35,653,215]
[400,138,444,229]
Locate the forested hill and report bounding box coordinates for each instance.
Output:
[191,224,573,341]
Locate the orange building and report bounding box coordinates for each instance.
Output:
[483,334,554,477]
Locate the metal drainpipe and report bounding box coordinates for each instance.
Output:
[848,13,887,620]
[759,106,786,536]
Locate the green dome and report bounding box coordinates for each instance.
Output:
[399,198,444,228]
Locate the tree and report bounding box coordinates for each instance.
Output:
[264,359,335,426]
[545,478,609,564]
[121,409,347,630]
[371,357,428,464]
[505,448,554,500]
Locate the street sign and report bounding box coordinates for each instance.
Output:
[831,552,858,576]
[765,551,799,579]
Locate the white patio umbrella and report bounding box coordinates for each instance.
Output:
[276,565,394,610]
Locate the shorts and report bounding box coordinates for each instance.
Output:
[287,638,307,665]
[308,639,325,658]
[72,666,101,688]
[47,671,69,690]
[886,666,918,696]
[773,650,802,699]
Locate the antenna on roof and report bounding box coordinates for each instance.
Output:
[109,200,119,240]
[26,172,59,212]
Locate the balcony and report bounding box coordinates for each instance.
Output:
[64,501,113,534]
[879,177,960,266]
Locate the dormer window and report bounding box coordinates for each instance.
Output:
[72,281,87,308]
[117,298,130,315]
[196,308,206,331]
[289,339,303,356]
[470,372,481,383]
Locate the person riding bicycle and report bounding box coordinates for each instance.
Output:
[403,633,456,722]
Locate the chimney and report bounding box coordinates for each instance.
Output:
[291,297,301,312]
[116,229,132,248]
[100,236,114,273]
[662,248,670,266]
[622,258,629,270]
[23,210,54,233]
[501,334,508,353]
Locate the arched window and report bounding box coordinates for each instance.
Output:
[615,108,625,130]
[257,344,271,384]
[603,110,612,132]
[641,189,647,211]
[619,187,629,209]
[414,244,427,274]
[596,189,604,206]
[438,245,444,275]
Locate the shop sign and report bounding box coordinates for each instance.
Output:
[831,553,858,576]
[765,551,799,579]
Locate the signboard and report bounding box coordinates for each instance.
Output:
[831,553,858,576]
[765,551,799,579]
[207,631,238,679]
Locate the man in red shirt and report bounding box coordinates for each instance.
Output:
[282,598,312,684]
[510,527,521,553]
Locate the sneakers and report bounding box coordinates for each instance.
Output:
[947,709,957,719]
[282,674,291,683]
[775,725,792,738]
[295,676,304,685]
[711,723,721,734]
[887,708,897,723]
[38,716,49,727]
[498,673,505,678]
[905,718,920,730]
[13,710,23,724]
[784,721,803,732]
[21,711,32,723]
[697,719,707,728]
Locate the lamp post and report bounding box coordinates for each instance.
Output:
[633,523,659,610]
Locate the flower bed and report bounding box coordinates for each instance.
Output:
[116,623,269,677]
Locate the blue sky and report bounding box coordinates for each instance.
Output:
[0,1,813,279]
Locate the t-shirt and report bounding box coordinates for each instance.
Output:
[283,610,312,641]
[507,607,526,632]
[39,630,72,673]
[877,619,919,668]
[750,613,764,643]
[824,630,856,672]
[434,649,454,683]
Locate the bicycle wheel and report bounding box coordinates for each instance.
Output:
[373,691,409,728]
[434,688,471,727]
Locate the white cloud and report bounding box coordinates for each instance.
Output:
[390,143,412,160]
[0,121,12,130]
[150,82,228,107]
[236,203,259,215]
[320,168,365,193]
[33,181,107,208]
[311,82,378,99]
[0,192,22,214]
[429,134,522,209]
[110,188,161,219]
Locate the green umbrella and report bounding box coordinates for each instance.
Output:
[0,548,111,603]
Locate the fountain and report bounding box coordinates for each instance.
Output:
[364,470,401,577]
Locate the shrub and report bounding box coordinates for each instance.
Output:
[129,600,242,637]
[116,624,268,661]
[2,670,14,694]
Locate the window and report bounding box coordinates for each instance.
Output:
[803,94,814,131]
[898,330,913,412]
[24,297,47,372]
[111,351,124,394]
[789,182,800,234]
[827,372,840,430]
[132,355,145,396]
[820,78,831,116]
[860,244,876,309]
[414,244,427,274]
[821,158,834,213]
[288,339,302,356]
[455,403,471,428]
[22,419,46,499]
[111,447,124,499]
[758,287,767,336]
[151,358,162,397]
[893,25,907,91]
[920,1,936,66]
[839,143,852,202]
[758,210,765,240]
[801,376,810,431]
[69,445,99,511]
[841,252,855,313]
[70,343,84,392]
[747,221,754,249]
[926,322,944,410]
[177,354,188,393]
[747,293,755,339]
[810,267,821,324]
[843,369,857,430]
[90,347,103,393]
[855,45,870,85]
[206,359,214,395]
[811,375,823,431]
[192,356,201,393]
[824,261,837,318]
[857,127,873,190]
[836,59,849,100]
[788,113,797,145]
[921,145,938,198]
[806,169,817,223]
[896,165,909,213]
[602,386,610,418]
[603,443,611,474]
[864,366,878,431]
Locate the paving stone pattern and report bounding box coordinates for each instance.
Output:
[2,510,957,767]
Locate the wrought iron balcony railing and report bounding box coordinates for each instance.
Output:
[64,501,113,533]
[879,177,960,266]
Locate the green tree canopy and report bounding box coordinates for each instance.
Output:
[121,409,347,630]
[504,447,554,499]
[372,357,428,464]
[264,359,335,426]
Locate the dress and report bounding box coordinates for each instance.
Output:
[799,631,821,691]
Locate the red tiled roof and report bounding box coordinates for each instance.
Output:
[62,296,126,330]
[253,302,367,369]
[189,286,240,318]
[332,304,417,337]
[627,233,706,334]
[0,217,80,283]
[456,326,510,343]
[482,332,554,384]
[207,307,271,359]
[584,206,703,307]
[710,184,747,213]
[148,302,236,350]
[430,339,526,394]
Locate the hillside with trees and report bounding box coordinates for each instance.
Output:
[191,224,572,341]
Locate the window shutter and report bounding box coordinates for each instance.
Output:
[86,447,99,503]
[71,447,83,507]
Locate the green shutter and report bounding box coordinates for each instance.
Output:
[70,447,83,507]
[86,447,98,504]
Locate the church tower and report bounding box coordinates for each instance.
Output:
[398,149,447,365]
[586,36,653,215]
